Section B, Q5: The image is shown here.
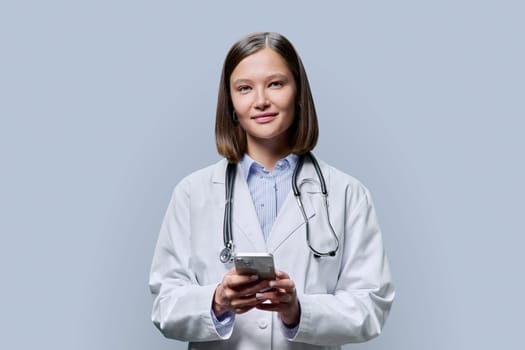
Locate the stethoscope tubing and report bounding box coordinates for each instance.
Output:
[293,152,339,257]
[220,162,237,263]
[220,152,339,263]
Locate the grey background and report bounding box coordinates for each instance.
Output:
[1,1,523,349]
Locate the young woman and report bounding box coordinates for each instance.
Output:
[149,32,394,350]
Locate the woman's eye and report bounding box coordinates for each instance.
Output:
[269,81,283,88]
[238,86,251,93]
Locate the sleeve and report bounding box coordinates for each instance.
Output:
[210,310,235,338]
[290,186,395,346]
[279,315,300,339]
[148,179,232,341]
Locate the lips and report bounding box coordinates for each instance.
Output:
[252,112,278,123]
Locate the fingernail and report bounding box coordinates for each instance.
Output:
[269,281,277,287]
[250,275,259,281]
[256,293,263,299]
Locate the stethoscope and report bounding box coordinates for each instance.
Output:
[219,152,340,263]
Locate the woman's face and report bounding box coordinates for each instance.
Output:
[229,48,297,150]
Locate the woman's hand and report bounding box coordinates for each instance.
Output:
[213,267,271,317]
[254,270,300,327]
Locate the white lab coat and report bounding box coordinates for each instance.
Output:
[149,156,394,350]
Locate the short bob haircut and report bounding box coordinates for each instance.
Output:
[215,32,319,163]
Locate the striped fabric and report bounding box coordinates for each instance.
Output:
[239,153,298,241]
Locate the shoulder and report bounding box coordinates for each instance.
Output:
[316,156,374,207]
[172,158,228,196]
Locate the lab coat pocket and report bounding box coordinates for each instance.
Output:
[304,253,340,294]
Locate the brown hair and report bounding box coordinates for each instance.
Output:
[215,32,319,163]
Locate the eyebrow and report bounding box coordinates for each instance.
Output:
[232,73,289,86]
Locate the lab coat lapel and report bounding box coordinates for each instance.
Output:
[266,160,317,254]
[212,161,266,251]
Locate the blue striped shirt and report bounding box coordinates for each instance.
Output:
[239,153,298,241]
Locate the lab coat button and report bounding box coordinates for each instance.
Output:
[258,319,268,329]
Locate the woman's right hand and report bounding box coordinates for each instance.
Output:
[213,267,271,317]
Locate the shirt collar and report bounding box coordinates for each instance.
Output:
[239,153,299,180]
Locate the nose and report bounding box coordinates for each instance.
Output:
[254,88,270,110]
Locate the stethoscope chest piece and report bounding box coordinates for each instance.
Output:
[219,247,232,263]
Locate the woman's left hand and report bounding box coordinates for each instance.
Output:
[254,270,300,327]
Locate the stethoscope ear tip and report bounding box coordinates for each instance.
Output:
[313,251,336,258]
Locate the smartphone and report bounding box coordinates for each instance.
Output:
[234,252,276,280]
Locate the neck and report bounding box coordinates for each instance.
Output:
[246,136,291,171]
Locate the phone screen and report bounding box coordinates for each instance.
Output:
[234,253,275,280]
